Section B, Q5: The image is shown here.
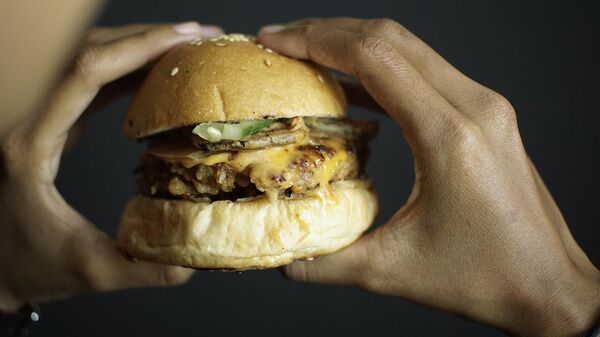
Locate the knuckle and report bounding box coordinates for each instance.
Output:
[352,19,402,63]
[158,267,191,286]
[350,18,414,79]
[364,18,403,36]
[455,121,486,149]
[479,91,516,121]
[364,18,413,43]
[354,34,396,65]
[69,46,101,81]
[135,29,156,48]
[449,120,491,163]
[476,90,518,135]
[296,23,316,38]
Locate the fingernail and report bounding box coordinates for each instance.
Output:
[200,25,224,38]
[259,24,285,34]
[174,21,202,35]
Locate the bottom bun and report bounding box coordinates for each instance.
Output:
[117,180,378,270]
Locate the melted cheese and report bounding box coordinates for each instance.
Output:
[199,139,346,188]
[199,152,231,166]
[150,137,351,198]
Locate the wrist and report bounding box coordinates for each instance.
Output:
[507,270,600,337]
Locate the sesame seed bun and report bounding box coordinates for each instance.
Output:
[124,34,347,139]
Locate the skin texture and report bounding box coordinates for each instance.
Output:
[0,22,223,312]
[258,18,600,337]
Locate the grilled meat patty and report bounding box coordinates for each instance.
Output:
[137,117,376,201]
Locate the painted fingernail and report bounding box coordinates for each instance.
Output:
[259,24,285,34]
[174,21,202,35]
[200,25,224,38]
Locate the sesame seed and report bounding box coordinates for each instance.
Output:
[257,44,264,49]
[226,33,251,42]
[265,47,273,53]
[264,59,272,67]
[170,67,179,76]
[210,37,219,41]
[189,38,202,45]
[216,42,227,47]
[317,74,324,83]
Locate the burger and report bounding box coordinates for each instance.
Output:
[117,34,378,270]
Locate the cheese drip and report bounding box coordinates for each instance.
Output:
[149,137,351,201]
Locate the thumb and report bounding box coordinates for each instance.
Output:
[76,230,194,291]
[282,235,375,288]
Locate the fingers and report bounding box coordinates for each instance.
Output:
[327,18,493,117]
[283,235,375,289]
[258,20,468,154]
[70,23,204,88]
[84,22,223,45]
[78,22,223,118]
[279,18,495,119]
[26,23,221,177]
[74,230,194,292]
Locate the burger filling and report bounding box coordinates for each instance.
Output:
[136,117,376,201]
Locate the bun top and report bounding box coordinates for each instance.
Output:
[124,34,347,138]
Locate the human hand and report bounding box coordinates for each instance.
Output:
[258,18,600,337]
[0,22,223,312]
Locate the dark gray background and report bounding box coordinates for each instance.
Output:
[41,0,599,336]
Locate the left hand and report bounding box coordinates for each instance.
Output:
[0,22,222,311]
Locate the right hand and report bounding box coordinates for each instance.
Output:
[0,22,222,312]
[258,18,600,337]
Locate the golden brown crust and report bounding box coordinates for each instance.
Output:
[117,180,377,270]
[124,34,347,138]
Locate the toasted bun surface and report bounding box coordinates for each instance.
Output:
[118,181,377,270]
[124,34,347,139]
